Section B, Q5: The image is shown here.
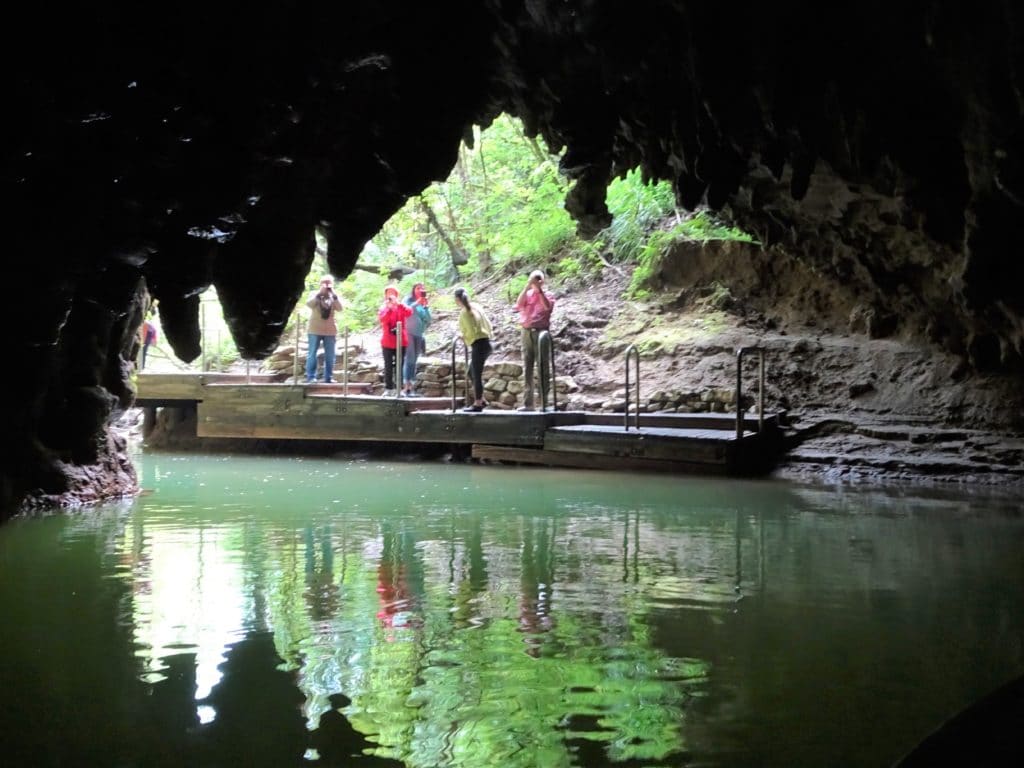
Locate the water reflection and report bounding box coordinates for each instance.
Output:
[0,454,1022,767]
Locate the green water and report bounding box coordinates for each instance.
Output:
[1,452,1022,767]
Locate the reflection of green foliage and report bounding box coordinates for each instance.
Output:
[252,516,702,768]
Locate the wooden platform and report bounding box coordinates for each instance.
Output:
[135,373,784,475]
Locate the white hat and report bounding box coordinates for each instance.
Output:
[530,269,544,281]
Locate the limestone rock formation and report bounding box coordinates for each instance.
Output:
[2,2,1022,515]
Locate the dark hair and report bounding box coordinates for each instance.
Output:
[406,282,425,303]
[453,287,471,309]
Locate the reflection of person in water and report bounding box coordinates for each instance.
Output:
[310,693,404,766]
[451,514,490,627]
[375,523,424,632]
[519,517,554,656]
[305,523,339,622]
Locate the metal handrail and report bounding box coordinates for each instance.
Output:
[624,343,641,430]
[735,346,766,439]
[537,330,558,412]
[450,334,470,412]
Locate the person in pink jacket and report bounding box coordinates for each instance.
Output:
[378,286,412,396]
[515,269,555,409]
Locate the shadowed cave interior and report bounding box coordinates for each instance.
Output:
[3,1,1023,515]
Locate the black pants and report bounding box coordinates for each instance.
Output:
[468,338,492,401]
[382,346,406,389]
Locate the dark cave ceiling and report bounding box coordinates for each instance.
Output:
[9,1,1022,364]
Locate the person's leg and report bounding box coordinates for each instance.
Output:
[141,342,149,370]
[538,334,550,408]
[382,347,396,391]
[305,334,320,382]
[470,339,491,402]
[322,335,336,383]
[520,327,536,407]
[403,336,420,392]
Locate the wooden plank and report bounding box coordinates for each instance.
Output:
[544,425,735,463]
[196,401,551,446]
[581,411,777,432]
[135,373,205,402]
[136,372,288,403]
[472,445,730,474]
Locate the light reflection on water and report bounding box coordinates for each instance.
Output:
[1,452,1022,767]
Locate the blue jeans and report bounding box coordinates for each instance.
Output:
[306,334,337,382]
[403,334,424,388]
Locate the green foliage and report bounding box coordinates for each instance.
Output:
[354,115,576,291]
[626,211,758,298]
[603,170,678,263]
[294,113,757,321]
[678,210,758,244]
[196,289,241,371]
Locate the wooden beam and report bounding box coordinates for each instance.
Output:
[472,445,730,474]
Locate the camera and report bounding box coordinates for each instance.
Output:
[318,293,333,319]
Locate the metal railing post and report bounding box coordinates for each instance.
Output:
[537,330,558,412]
[450,334,469,412]
[624,344,641,430]
[395,320,403,397]
[735,346,766,439]
[201,302,207,372]
[246,359,251,384]
[293,313,300,383]
[342,327,349,395]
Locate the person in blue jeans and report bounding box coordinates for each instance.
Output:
[305,275,343,383]
[401,283,432,396]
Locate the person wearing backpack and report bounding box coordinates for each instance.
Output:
[401,283,432,397]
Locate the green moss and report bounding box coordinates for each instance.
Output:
[600,307,731,356]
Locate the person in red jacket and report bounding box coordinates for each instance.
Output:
[378,285,412,396]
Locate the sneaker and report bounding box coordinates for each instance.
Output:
[516,405,534,412]
[463,404,484,412]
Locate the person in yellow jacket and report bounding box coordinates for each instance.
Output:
[454,287,492,412]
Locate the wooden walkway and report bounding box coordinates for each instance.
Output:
[135,372,784,475]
